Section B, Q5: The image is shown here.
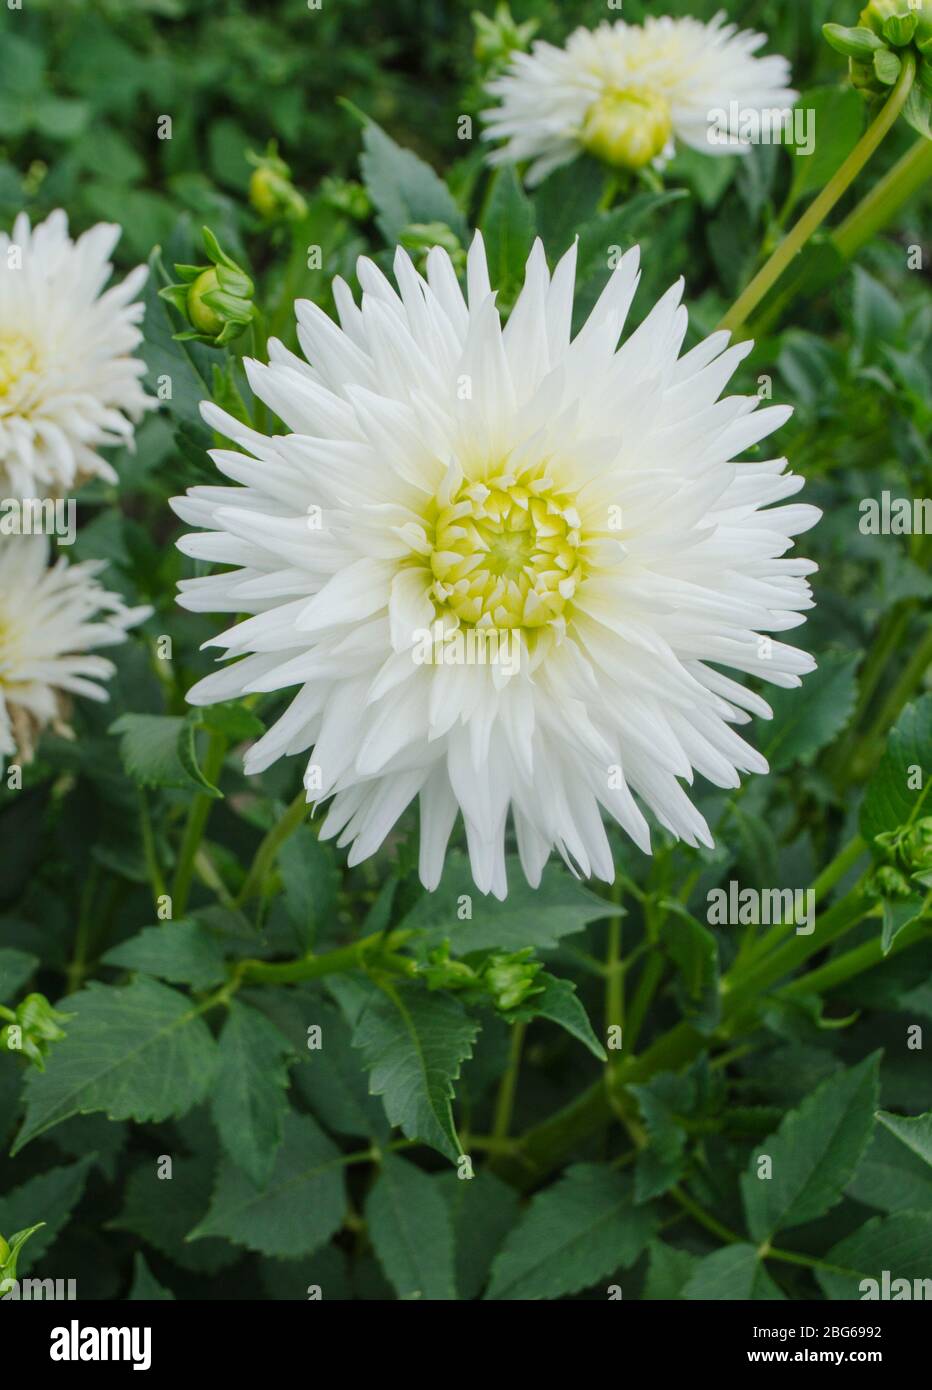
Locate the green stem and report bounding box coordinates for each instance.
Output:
[778,898,930,999]
[859,625,932,763]
[236,928,415,986]
[171,733,227,917]
[235,789,309,907]
[834,136,932,261]
[737,837,868,971]
[604,901,624,1039]
[717,52,916,337]
[669,1185,739,1244]
[139,789,166,904]
[492,1021,527,1143]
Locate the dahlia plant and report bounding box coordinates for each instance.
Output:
[0,0,930,1314]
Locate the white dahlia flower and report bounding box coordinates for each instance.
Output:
[0,210,152,499]
[0,534,150,760]
[173,233,819,898]
[483,13,797,182]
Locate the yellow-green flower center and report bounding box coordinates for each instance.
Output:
[0,333,39,397]
[428,474,584,629]
[580,87,673,170]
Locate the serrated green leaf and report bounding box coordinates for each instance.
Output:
[210,1001,294,1187]
[876,1109,932,1169]
[13,979,218,1152]
[277,827,340,953]
[359,118,467,247]
[485,1165,655,1300]
[847,1124,932,1214]
[352,982,477,1161]
[0,948,38,1003]
[0,1159,93,1271]
[112,1156,238,1275]
[401,853,608,954]
[437,1168,520,1300]
[128,1252,175,1300]
[643,1240,699,1299]
[189,1111,345,1257]
[110,714,221,797]
[510,973,606,1060]
[292,998,388,1139]
[818,1212,932,1299]
[683,1244,785,1300]
[102,921,227,989]
[365,1154,457,1300]
[740,1053,880,1241]
[861,695,932,842]
[480,165,535,299]
[761,651,859,772]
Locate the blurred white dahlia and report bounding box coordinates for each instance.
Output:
[0,534,150,760]
[483,13,797,182]
[0,210,152,499]
[173,233,819,898]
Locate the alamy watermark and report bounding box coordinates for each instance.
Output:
[0,497,76,545]
[707,881,815,935]
[411,622,521,676]
[707,103,815,155]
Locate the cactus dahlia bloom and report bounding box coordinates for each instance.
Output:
[483,14,797,183]
[0,211,152,499]
[0,534,150,760]
[173,233,819,898]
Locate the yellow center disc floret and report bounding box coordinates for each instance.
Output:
[428,473,585,630]
[580,87,673,170]
[0,333,39,398]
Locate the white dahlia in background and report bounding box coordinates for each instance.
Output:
[173,233,819,898]
[0,210,152,499]
[483,13,796,183]
[0,534,150,760]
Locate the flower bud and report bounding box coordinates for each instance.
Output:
[822,24,886,61]
[159,228,256,347]
[580,88,673,171]
[400,222,467,273]
[482,949,544,1013]
[248,145,307,222]
[473,2,538,73]
[320,177,372,221]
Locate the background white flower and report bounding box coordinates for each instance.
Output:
[0,533,150,760]
[483,13,797,182]
[0,210,152,499]
[174,233,819,898]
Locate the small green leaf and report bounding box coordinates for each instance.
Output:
[511,973,606,1060]
[13,979,218,1152]
[0,1160,93,1272]
[861,696,932,842]
[480,165,536,301]
[683,1244,785,1300]
[740,1053,880,1241]
[359,117,468,247]
[761,650,859,772]
[352,982,478,1161]
[818,1213,932,1298]
[189,1112,345,1258]
[210,1001,294,1187]
[365,1154,457,1300]
[485,1165,655,1300]
[110,713,222,797]
[102,921,228,990]
[876,1109,932,1169]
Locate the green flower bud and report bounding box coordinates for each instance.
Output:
[399,222,467,273]
[874,46,903,82]
[472,2,538,72]
[884,11,919,44]
[320,176,372,221]
[860,0,912,34]
[247,144,307,222]
[822,24,887,61]
[580,88,673,171]
[159,228,256,347]
[870,864,913,900]
[482,949,544,1013]
[420,942,480,993]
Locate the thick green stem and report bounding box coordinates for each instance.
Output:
[492,1021,527,1143]
[717,53,916,337]
[834,136,932,260]
[171,733,227,916]
[236,928,415,986]
[235,789,309,906]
